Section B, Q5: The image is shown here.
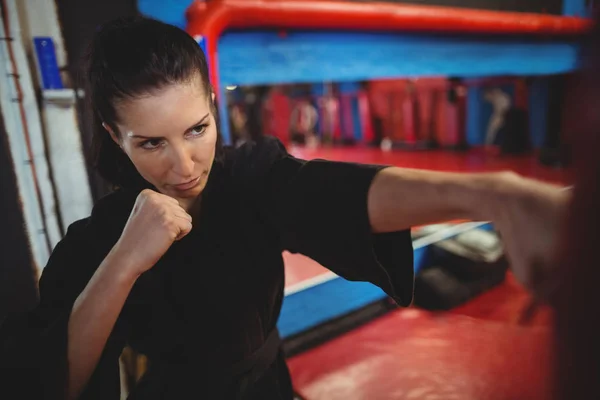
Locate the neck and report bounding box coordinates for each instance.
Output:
[185,195,203,221]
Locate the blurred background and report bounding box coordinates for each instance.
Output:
[0,0,592,399]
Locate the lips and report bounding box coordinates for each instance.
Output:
[172,177,200,191]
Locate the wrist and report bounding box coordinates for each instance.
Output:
[460,172,521,222]
[101,243,143,286]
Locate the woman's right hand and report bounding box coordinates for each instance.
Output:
[113,189,192,276]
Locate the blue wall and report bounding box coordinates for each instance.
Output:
[529,78,550,148]
[563,0,591,17]
[138,0,192,29]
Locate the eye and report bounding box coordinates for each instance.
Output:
[188,124,208,137]
[139,138,164,150]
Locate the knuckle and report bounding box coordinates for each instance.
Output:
[164,208,175,220]
[140,189,154,199]
[500,170,519,181]
[157,207,168,219]
[161,218,175,231]
[146,194,161,207]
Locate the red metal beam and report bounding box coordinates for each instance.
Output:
[186,0,591,95]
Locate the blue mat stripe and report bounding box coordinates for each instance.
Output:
[278,223,493,338]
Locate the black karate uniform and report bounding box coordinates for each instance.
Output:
[0,136,414,399]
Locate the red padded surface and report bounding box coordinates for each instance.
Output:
[288,274,554,400]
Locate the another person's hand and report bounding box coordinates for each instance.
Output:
[488,173,570,296]
[112,189,192,276]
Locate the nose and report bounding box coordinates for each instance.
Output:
[169,144,195,177]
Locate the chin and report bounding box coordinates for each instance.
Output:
[181,186,203,198]
[169,178,206,199]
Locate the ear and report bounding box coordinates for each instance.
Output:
[211,92,216,103]
[102,122,120,146]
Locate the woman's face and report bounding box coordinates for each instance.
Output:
[107,78,217,211]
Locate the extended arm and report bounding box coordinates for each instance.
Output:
[368,167,569,289]
[367,168,507,232]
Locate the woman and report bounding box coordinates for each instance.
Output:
[0,16,567,400]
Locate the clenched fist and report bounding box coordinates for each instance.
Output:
[112,189,192,276]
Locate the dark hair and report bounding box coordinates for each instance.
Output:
[86,16,222,189]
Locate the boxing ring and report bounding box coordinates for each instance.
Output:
[182,0,587,335]
[138,0,589,397]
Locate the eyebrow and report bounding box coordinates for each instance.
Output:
[128,113,210,140]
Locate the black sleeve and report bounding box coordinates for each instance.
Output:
[0,219,130,399]
[231,136,414,306]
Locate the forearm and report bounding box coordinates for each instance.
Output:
[367,167,516,233]
[67,246,138,400]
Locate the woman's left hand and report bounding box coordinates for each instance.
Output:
[487,173,571,296]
